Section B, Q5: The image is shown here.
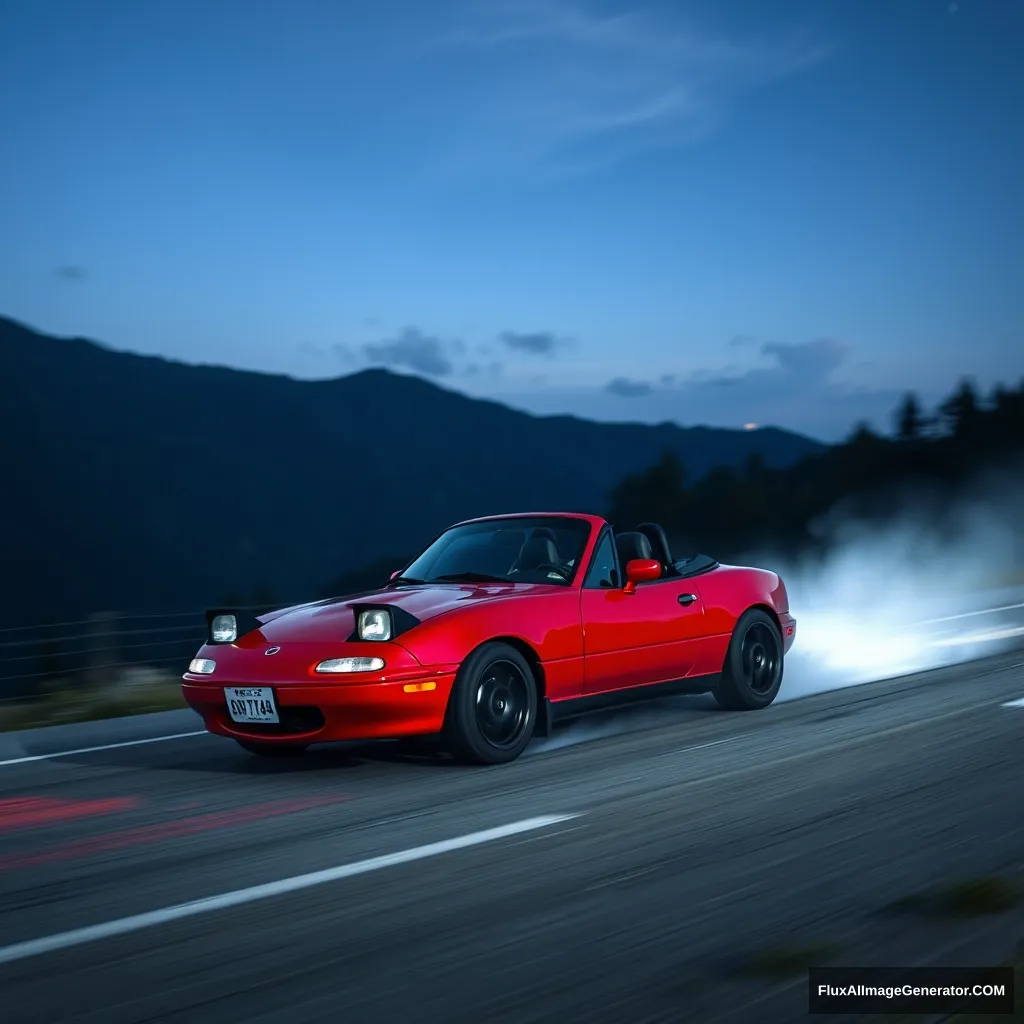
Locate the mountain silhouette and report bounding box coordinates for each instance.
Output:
[0,315,824,625]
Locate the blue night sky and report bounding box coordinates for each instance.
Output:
[1,0,1021,441]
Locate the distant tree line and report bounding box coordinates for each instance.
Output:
[606,377,1024,565]
[314,377,1024,598]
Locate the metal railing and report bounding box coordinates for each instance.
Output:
[0,604,281,705]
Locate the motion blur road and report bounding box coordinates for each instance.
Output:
[2,647,1023,1023]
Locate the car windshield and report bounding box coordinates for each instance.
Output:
[397,516,593,587]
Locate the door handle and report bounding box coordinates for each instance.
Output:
[677,593,697,606]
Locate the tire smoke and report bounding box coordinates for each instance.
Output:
[761,470,1024,700]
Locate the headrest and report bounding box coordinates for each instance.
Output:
[637,522,673,566]
[517,536,558,568]
[615,531,653,564]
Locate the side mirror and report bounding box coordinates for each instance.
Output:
[623,558,661,593]
[389,570,401,580]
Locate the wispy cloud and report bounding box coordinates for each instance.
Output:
[426,1,831,178]
[606,376,653,397]
[363,327,456,376]
[496,338,902,441]
[499,329,571,356]
[53,265,87,282]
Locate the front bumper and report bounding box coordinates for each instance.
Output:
[182,672,457,744]
[181,639,457,744]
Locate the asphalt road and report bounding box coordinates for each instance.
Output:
[1,650,1023,1024]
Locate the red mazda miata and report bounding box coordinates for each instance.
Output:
[181,512,797,764]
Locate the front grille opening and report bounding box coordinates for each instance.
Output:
[222,705,326,736]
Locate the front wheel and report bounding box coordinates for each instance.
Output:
[713,608,784,710]
[444,641,538,765]
[236,739,309,757]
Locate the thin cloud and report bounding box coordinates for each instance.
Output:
[427,1,831,178]
[499,329,570,356]
[362,327,455,376]
[606,376,653,397]
[502,339,902,440]
[53,265,87,282]
[608,338,851,398]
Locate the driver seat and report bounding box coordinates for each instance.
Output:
[512,535,559,572]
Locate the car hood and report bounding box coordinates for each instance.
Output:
[254,581,559,644]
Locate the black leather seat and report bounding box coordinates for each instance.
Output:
[615,531,653,566]
[638,522,674,572]
[514,536,559,571]
[528,527,557,543]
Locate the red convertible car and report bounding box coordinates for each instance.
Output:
[182,513,797,764]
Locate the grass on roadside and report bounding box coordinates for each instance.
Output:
[734,941,843,978]
[0,674,188,732]
[886,877,1022,919]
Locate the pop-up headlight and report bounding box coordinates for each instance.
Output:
[357,609,392,641]
[211,614,237,643]
[204,608,262,645]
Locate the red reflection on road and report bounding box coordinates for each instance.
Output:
[0,796,140,831]
[0,795,348,871]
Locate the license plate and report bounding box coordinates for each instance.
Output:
[224,686,279,724]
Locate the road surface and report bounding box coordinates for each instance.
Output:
[1,648,1023,1023]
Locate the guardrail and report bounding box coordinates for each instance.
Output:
[0,605,281,730]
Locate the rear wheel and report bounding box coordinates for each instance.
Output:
[714,608,784,710]
[444,641,538,765]
[235,739,309,757]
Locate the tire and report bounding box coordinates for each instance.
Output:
[444,641,538,765]
[713,608,784,711]
[236,739,309,757]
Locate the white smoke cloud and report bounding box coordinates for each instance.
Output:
[766,466,1024,699]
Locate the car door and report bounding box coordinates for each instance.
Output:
[579,527,709,695]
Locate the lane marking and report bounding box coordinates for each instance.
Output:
[931,625,1024,647]
[0,731,207,768]
[1003,697,1024,708]
[0,814,580,965]
[913,601,1024,626]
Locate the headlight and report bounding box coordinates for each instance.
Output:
[357,609,392,641]
[211,614,237,643]
[188,658,216,674]
[315,657,385,674]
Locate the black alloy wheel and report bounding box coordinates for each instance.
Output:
[445,641,538,764]
[714,608,784,710]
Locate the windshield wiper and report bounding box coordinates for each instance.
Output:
[433,572,509,584]
[388,575,428,586]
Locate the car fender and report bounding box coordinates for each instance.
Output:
[397,589,585,702]
[696,565,790,638]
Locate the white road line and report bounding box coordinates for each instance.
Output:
[0,731,208,768]
[1002,697,1024,708]
[912,601,1024,626]
[931,625,1024,647]
[0,814,580,966]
